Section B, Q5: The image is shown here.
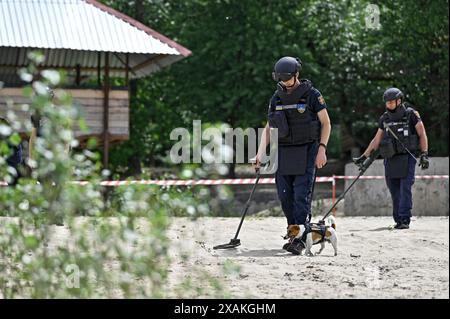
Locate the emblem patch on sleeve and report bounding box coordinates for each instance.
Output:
[414,111,421,119]
[318,95,326,105]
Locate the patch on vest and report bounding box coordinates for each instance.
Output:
[297,103,306,113]
[318,95,326,105]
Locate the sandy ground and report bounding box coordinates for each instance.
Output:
[166,216,449,299]
[1,215,448,299]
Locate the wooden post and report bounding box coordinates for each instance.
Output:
[76,64,81,86]
[102,52,110,169]
[97,52,101,87]
[125,53,129,87]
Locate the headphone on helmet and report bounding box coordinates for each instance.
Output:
[294,57,303,72]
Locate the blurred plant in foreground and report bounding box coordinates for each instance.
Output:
[0,52,227,298]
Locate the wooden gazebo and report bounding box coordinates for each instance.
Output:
[0,0,191,167]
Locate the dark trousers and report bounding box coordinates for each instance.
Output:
[6,144,23,187]
[275,143,318,225]
[384,155,416,224]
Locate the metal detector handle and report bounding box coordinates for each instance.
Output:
[360,149,379,173]
[232,164,266,240]
[310,168,318,198]
[321,148,378,221]
[320,169,365,222]
[305,168,320,224]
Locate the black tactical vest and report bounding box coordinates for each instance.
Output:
[268,80,321,146]
[379,106,420,159]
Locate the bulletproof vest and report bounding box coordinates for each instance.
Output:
[268,80,321,146]
[379,105,419,159]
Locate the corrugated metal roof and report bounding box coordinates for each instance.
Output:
[0,0,189,55]
[0,0,191,81]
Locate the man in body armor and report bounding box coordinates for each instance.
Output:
[253,56,331,254]
[354,88,429,229]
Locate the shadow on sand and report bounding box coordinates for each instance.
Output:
[213,248,337,258]
[213,248,295,258]
[369,226,393,232]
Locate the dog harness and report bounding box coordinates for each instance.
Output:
[300,223,328,245]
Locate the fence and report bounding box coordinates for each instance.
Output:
[3,175,448,215]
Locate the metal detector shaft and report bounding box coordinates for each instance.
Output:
[320,169,365,222]
[308,168,318,222]
[310,168,318,201]
[232,168,262,240]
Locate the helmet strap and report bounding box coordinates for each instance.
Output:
[277,81,287,92]
[286,77,298,88]
[386,98,403,113]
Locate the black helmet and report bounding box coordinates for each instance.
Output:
[272,56,302,82]
[383,88,404,103]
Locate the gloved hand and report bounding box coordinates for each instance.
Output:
[419,151,429,170]
[354,150,379,172]
[353,154,367,168]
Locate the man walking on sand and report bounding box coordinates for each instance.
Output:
[253,56,331,255]
[353,88,429,229]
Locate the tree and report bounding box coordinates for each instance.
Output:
[102,0,448,176]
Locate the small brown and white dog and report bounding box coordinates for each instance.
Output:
[283,216,338,257]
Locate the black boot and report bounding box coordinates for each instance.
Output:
[394,219,409,229]
[396,220,410,229]
[282,237,293,250]
[286,238,304,255]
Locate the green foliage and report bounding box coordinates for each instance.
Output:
[0,53,223,298]
[327,124,342,159]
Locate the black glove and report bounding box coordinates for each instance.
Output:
[353,154,367,167]
[353,154,369,172]
[419,151,429,170]
[354,150,379,172]
[353,154,367,170]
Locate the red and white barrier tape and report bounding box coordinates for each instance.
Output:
[334,175,450,180]
[1,175,448,187]
[73,176,335,186]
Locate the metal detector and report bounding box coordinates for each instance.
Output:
[213,166,263,250]
[319,151,377,222]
